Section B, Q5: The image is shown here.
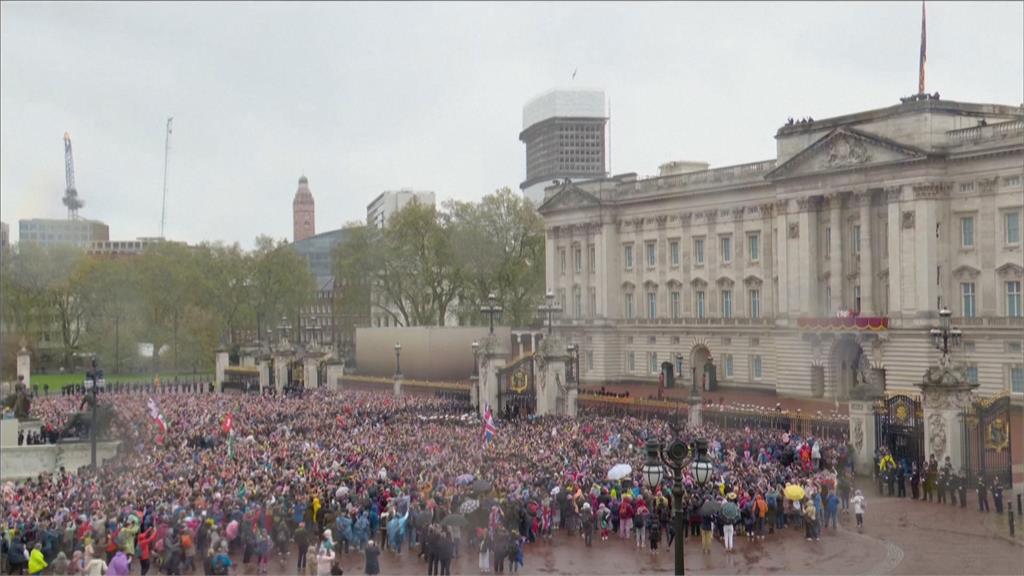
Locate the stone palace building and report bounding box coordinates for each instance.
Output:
[538,97,1024,399]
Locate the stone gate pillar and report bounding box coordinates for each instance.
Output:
[848,399,880,475]
[273,355,288,395]
[478,334,509,418]
[258,359,270,393]
[215,349,229,393]
[918,364,977,471]
[536,336,567,417]
[16,347,31,389]
[303,357,319,389]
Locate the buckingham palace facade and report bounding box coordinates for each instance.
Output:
[538,98,1024,399]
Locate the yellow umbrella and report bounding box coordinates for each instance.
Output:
[784,484,806,501]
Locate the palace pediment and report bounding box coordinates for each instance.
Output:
[767,127,928,179]
[537,182,602,213]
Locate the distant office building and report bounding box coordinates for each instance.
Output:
[87,237,173,258]
[18,218,109,248]
[366,189,436,228]
[520,89,608,206]
[1,221,8,251]
[293,176,316,242]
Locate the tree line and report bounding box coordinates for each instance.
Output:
[0,237,314,377]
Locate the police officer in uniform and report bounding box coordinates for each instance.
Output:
[937,468,948,504]
[910,462,921,500]
[956,473,967,508]
[926,455,938,502]
[886,460,897,497]
[977,475,989,512]
[992,479,1004,514]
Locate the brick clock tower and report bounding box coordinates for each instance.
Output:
[292,175,315,242]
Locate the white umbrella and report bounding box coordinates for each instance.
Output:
[607,464,632,481]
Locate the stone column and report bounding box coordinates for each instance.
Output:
[688,392,703,426]
[214,350,229,393]
[258,360,270,393]
[478,334,510,418]
[273,355,288,395]
[827,194,845,313]
[774,200,792,321]
[885,186,905,316]
[848,400,879,475]
[919,364,977,471]
[303,358,319,389]
[325,364,344,390]
[16,348,31,388]
[536,335,568,417]
[393,374,403,397]
[855,190,874,315]
[912,183,950,315]
[796,197,821,316]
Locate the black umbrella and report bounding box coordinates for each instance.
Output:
[699,500,721,517]
[441,514,468,528]
[416,511,433,527]
[473,479,493,493]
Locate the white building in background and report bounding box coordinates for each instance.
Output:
[539,97,1024,399]
[519,89,608,206]
[366,189,436,229]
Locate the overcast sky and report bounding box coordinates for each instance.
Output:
[2,1,1022,248]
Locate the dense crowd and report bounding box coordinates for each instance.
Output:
[3,389,856,575]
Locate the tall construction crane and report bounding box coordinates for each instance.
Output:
[62,132,84,219]
[160,116,173,238]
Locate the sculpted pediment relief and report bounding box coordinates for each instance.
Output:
[996,262,1024,279]
[768,127,927,180]
[952,265,981,280]
[537,183,602,214]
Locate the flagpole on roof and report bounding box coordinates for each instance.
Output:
[918,1,927,95]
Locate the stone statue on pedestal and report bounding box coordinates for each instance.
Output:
[3,376,31,419]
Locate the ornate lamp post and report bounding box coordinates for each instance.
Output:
[471,341,480,378]
[538,290,562,336]
[644,437,712,575]
[929,305,962,365]
[480,292,504,335]
[566,343,579,384]
[394,342,402,377]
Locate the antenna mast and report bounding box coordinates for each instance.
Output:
[160,117,173,238]
[62,132,84,219]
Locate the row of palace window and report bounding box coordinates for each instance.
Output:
[958,211,1021,248]
[960,281,1023,317]
[559,211,1022,277]
[620,288,761,320]
[625,351,764,380]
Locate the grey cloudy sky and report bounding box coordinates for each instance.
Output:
[2,1,1022,248]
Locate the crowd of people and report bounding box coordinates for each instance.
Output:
[3,388,860,575]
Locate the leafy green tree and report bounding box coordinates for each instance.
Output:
[250,236,315,342]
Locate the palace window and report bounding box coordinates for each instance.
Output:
[1006,211,1021,245]
[648,352,658,375]
[965,365,979,385]
[627,351,636,373]
[624,245,634,271]
[752,355,763,379]
[557,288,566,311]
[852,225,862,255]
[961,283,976,318]
[961,216,974,248]
[749,288,760,319]
[724,354,734,378]
[1007,281,1022,317]
[854,285,862,314]
[586,350,594,371]
[825,226,832,259]
[671,291,681,319]
[573,286,582,318]
[647,291,657,319]
[748,233,760,262]
[646,241,657,268]
[1011,366,1024,393]
[574,245,582,273]
[588,244,596,273]
[694,238,705,266]
[624,292,635,319]
[721,289,732,318]
[670,240,680,267]
[720,236,732,264]
[696,290,706,319]
[588,287,597,317]
[560,249,566,275]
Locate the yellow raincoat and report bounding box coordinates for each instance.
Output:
[28,548,48,575]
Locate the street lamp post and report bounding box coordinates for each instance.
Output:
[394,343,402,377]
[471,341,480,379]
[538,290,562,336]
[480,293,504,335]
[644,437,712,575]
[929,305,962,365]
[84,357,103,469]
[566,344,579,384]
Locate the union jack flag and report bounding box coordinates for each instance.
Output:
[482,407,496,445]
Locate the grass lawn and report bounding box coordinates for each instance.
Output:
[29,372,213,388]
